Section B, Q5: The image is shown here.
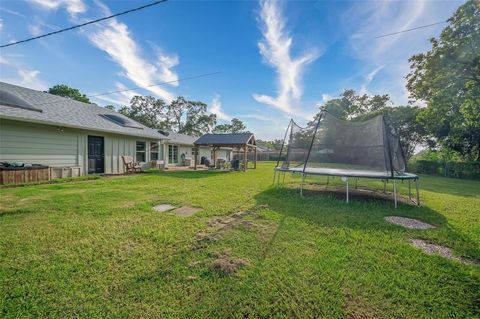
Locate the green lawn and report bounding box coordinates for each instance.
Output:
[1,162,479,318]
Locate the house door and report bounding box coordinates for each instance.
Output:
[88,136,104,174]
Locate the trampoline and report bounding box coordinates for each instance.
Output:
[273,110,419,207]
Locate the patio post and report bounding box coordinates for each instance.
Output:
[194,146,198,170]
[243,145,247,172]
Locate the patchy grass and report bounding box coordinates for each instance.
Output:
[0,162,479,318]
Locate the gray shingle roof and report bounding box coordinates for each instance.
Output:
[0,82,167,140]
[164,132,198,145]
[194,133,255,146]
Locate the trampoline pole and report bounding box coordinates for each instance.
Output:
[383,180,386,193]
[346,177,349,203]
[355,178,358,189]
[300,173,305,196]
[273,170,277,186]
[326,176,329,188]
[393,179,397,208]
[282,171,286,185]
[416,179,420,206]
[408,180,411,200]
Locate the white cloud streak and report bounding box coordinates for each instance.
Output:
[344,0,461,104]
[28,0,179,103]
[210,94,232,121]
[0,56,48,90]
[30,0,87,15]
[253,0,320,115]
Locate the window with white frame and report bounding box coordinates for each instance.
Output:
[150,142,159,161]
[136,141,146,162]
[168,145,179,164]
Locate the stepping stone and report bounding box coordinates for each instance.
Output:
[384,216,435,230]
[410,239,479,265]
[174,206,202,217]
[153,204,175,212]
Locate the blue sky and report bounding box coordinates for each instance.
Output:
[0,0,462,139]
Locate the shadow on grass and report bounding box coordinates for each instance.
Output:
[254,186,480,260]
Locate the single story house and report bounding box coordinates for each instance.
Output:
[160,131,231,168]
[0,81,167,175]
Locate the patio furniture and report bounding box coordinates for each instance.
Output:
[122,156,141,173]
[216,159,226,169]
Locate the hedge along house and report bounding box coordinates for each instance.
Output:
[161,131,231,168]
[0,82,167,175]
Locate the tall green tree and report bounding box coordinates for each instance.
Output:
[119,95,216,135]
[406,0,480,160]
[119,96,167,129]
[312,89,391,121]
[48,84,91,103]
[355,106,430,160]
[213,118,248,134]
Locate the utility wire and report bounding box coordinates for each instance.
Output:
[87,71,221,98]
[375,20,447,39]
[0,0,168,48]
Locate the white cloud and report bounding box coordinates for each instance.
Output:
[0,57,48,90]
[344,0,461,104]
[210,94,232,121]
[28,24,42,36]
[30,0,86,15]
[321,94,331,104]
[253,0,320,115]
[78,2,178,102]
[91,82,142,107]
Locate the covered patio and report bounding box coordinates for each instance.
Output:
[193,133,257,171]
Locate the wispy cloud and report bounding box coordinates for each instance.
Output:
[28,0,179,103]
[210,94,232,121]
[253,0,320,115]
[0,56,48,90]
[30,0,87,16]
[90,82,142,108]
[343,0,461,104]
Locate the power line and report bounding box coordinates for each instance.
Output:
[87,71,221,98]
[0,0,168,48]
[375,20,447,39]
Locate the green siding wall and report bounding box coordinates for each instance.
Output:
[0,119,162,175]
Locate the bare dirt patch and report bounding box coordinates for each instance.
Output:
[209,251,250,275]
[152,204,175,212]
[411,239,479,265]
[192,204,272,250]
[384,216,435,230]
[173,206,202,216]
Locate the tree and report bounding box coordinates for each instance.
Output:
[48,84,91,103]
[168,97,217,135]
[213,118,247,134]
[119,95,167,129]
[312,89,391,121]
[104,105,115,110]
[118,95,216,135]
[406,0,480,160]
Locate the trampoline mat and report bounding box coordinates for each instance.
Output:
[275,166,418,180]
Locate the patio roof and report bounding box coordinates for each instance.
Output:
[194,133,256,147]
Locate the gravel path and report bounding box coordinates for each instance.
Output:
[384,216,435,229]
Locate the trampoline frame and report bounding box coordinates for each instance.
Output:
[273,110,420,208]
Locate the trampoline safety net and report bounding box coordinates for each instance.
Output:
[276,111,407,177]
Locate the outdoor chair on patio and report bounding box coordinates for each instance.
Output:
[122,156,142,173]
